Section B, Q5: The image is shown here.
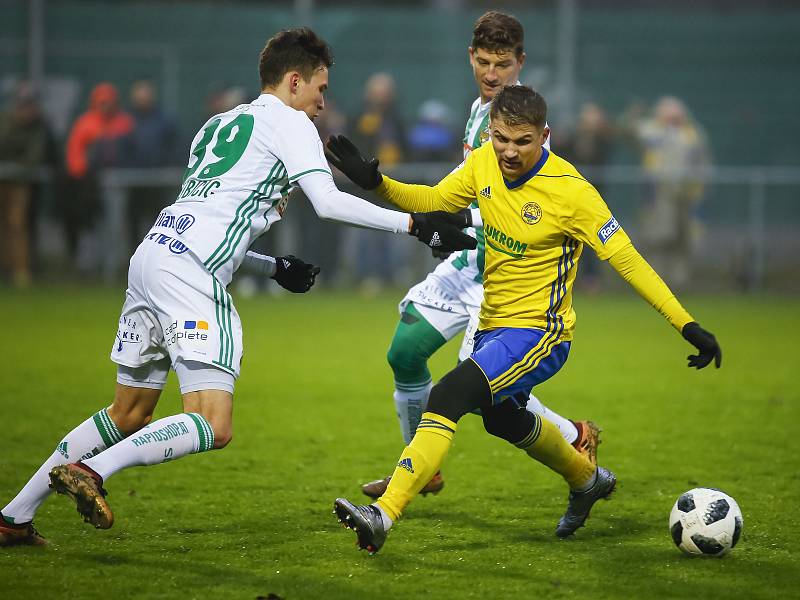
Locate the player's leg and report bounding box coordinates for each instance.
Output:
[1,374,161,545]
[361,295,468,499]
[50,361,233,529]
[335,356,490,553]
[471,329,615,537]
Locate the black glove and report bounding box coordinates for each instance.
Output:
[430,209,473,259]
[681,322,722,369]
[410,211,478,253]
[272,255,320,293]
[325,135,382,190]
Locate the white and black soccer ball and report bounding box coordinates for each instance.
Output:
[669,487,743,556]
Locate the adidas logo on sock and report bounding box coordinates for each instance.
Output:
[479,185,491,199]
[398,457,414,473]
[429,232,441,247]
[56,441,69,459]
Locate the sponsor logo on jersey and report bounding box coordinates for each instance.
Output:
[165,319,209,346]
[597,216,620,244]
[397,457,414,473]
[479,186,492,200]
[145,232,190,254]
[521,202,542,225]
[154,212,196,235]
[484,222,528,257]
[178,177,221,200]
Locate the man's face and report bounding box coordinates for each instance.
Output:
[490,116,549,180]
[469,47,525,103]
[292,67,328,121]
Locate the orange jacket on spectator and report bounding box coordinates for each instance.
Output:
[65,83,133,178]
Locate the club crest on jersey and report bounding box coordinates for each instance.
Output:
[479,127,491,145]
[479,186,492,200]
[597,216,620,244]
[521,202,542,225]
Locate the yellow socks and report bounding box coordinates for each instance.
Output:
[376,412,456,520]
[517,414,596,490]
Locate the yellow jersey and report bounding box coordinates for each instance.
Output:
[377,143,692,338]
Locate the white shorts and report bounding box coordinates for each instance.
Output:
[400,260,483,361]
[111,236,243,378]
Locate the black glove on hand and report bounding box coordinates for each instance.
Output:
[681,321,722,369]
[272,255,320,293]
[430,209,473,259]
[410,211,478,253]
[325,135,383,190]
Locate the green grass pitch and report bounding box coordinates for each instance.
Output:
[1,285,798,599]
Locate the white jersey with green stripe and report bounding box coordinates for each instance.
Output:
[155,93,332,287]
[449,95,551,283]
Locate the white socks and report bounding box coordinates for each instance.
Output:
[85,413,215,481]
[393,382,432,445]
[373,503,394,531]
[2,409,123,524]
[526,394,579,444]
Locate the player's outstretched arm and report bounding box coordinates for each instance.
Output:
[298,172,476,253]
[240,251,320,293]
[607,244,722,369]
[325,134,472,215]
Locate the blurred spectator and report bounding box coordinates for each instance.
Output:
[560,102,615,291]
[62,83,133,266]
[123,80,180,242]
[350,73,407,291]
[626,96,711,288]
[407,99,460,162]
[0,83,53,287]
[353,73,406,166]
[124,80,179,168]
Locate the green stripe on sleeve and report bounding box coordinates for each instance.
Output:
[288,167,331,182]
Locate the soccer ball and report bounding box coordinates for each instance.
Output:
[669,488,743,556]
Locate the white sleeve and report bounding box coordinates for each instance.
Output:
[240,251,276,277]
[272,110,333,183]
[298,171,410,234]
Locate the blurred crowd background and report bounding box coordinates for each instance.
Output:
[1,0,799,293]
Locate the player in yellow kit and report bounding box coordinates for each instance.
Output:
[326,85,722,554]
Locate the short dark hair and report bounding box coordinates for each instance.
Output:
[471,11,524,58]
[259,27,334,89]
[490,85,547,129]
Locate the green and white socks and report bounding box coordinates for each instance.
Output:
[394,381,432,445]
[2,408,123,524]
[84,413,215,481]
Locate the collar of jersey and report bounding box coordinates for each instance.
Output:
[503,147,550,190]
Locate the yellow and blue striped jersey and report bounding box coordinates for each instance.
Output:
[380,144,632,338]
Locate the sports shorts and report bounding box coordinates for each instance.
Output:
[400,259,483,361]
[471,327,570,404]
[111,233,243,378]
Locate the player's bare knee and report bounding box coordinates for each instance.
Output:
[212,430,233,449]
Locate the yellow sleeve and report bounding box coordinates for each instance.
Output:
[560,179,631,260]
[376,154,476,213]
[608,243,694,331]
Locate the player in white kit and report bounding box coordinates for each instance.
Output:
[0,28,475,545]
[356,12,600,499]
